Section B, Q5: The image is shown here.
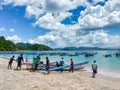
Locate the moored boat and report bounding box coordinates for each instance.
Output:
[115,50,120,57]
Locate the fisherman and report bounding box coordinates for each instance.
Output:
[46,57,50,74]
[69,58,74,73]
[60,57,65,72]
[16,54,24,70]
[8,55,15,69]
[32,55,40,72]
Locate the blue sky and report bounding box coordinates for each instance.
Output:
[0,0,120,48]
[0,5,50,40]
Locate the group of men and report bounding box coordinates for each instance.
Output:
[8,54,98,78]
[8,54,24,70]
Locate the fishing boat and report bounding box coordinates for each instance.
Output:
[40,61,89,71]
[115,50,120,56]
[104,54,112,57]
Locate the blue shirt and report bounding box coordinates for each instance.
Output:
[60,59,64,66]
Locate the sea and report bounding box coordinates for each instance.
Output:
[0,50,120,78]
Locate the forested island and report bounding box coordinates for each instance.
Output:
[54,47,119,50]
[0,36,53,51]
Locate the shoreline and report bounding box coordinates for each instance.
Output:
[86,68,120,78]
[0,57,120,90]
[1,55,120,78]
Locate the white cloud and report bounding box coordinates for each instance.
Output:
[2,0,89,30]
[0,27,5,32]
[28,30,120,48]
[25,0,45,19]
[44,0,88,13]
[79,0,120,29]
[92,0,106,5]
[2,0,29,6]
[0,0,3,10]
[1,0,120,48]
[32,0,90,30]
[34,13,68,30]
[10,28,14,32]
[2,0,120,31]
[6,35,22,43]
[31,0,120,32]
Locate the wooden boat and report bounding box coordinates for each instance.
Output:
[23,61,88,71]
[40,61,89,71]
[63,64,86,71]
[104,54,112,57]
[115,50,120,56]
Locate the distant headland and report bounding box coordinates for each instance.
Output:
[54,47,120,51]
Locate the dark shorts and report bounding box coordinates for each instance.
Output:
[34,64,38,69]
[46,66,49,71]
[93,70,97,73]
[46,67,49,71]
[9,61,12,65]
[71,66,73,69]
[18,61,21,66]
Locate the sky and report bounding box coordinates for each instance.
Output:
[0,0,120,48]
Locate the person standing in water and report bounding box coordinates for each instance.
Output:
[46,57,50,74]
[16,54,24,70]
[8,55,15,69]
[69,58,74,73]
[91,60,98,78]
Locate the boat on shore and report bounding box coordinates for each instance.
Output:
[40,61,89,71]
[62,64,86,71]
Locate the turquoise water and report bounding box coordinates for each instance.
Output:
[0,50,120,78]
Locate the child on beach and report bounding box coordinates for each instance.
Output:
[91,60,98,78]
[8,55,15,69]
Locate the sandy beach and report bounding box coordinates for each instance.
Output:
[0,57,120,90]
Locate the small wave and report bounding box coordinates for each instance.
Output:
[98,70,120,78]
[86,68,120,78]
[0,56,10,60]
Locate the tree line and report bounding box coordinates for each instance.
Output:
[0,36,53,51]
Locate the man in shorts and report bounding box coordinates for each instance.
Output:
[8,55,15,69]
[91,60,98,78]
[16,54,24,70]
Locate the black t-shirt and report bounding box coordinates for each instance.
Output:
[17,56,23,62]
[9,57,14,63]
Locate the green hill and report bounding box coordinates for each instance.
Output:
[15,43,53,51]
[0,36,16,51]
[0,36,52,51]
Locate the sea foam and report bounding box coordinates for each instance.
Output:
[86,68,120,78]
